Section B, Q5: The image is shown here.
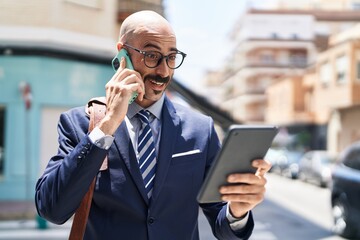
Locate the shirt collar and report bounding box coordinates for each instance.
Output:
[127,93,165,120]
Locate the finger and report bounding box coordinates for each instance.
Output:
[127,82,144,100]
[128,72,145,101]
[114,57,127,78]
[252,159,271,177]
[227,173,266,184]
[119,56,126,71]
[122,72,144,92]
[136,82,145,101]
[252,159,271,171]
[109,57,127,83]
[222,193,264,203]
[220,184,265,195]
[108,70,139,91]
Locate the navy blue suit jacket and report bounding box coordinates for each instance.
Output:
[35,96,254,239]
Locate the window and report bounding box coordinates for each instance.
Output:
[343,146,360,171]
[356,50,360,81]
[290,53,306,67]
[292,34,299,40]
[320,62,331,86]
[336,55,348,84]
[0,107,5,177]
[352,3,360,10]
[271,33,278,39]
[260,51,275,65]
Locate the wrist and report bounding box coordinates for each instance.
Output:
[226,203,249,231]
[229,203,247,219]
[89,126,114,150]
[98,116,122,136]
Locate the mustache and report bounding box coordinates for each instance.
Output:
[145,75,170,84]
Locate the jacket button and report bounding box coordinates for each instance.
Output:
[148,217,155,224]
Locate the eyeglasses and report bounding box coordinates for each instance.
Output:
[124,44,187,69]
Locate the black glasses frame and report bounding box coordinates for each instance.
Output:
[124,44,187,69]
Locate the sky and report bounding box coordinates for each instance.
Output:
[163,0,278,93]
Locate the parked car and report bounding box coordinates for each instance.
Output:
[264,148,287,173]
[298,150,336,188]
[281,150,304,179]
[331,141,360,239]
[265,148,304,179]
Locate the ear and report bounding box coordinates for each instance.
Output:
[116,42,124,51]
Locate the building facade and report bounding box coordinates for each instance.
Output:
[204,1,360,152]
[213,8,360,124]
[0,0,163,201]
[218,11,317,123]
[266,23,360,152]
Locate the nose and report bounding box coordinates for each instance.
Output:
[155,57,171,78]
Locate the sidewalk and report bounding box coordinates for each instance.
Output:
[0,201,70,239]
[0,219,71,240]
[0,201,216,240]
[0,201,36,221]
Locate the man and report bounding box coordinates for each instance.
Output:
[35,10,271,240]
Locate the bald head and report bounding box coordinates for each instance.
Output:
[119,10,175,42]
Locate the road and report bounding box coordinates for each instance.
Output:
[0,173,347,239]
[249,173,346,240]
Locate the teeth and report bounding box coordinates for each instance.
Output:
[150,80,164,86]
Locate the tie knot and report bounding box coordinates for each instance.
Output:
[138,109,150,124]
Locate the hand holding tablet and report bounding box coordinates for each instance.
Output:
[197,125,278,203]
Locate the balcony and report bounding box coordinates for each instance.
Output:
[244,57,308,69]
[117,0,163,22]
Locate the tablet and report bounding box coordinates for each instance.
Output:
[197,125,278,203]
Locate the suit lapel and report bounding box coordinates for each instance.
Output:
[112,121,149,205]
[151,97,181,201]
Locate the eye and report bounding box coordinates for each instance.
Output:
[145,52,160,61]
[168,54,177,62]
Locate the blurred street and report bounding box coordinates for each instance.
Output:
[0,200,217,240]
[1,1,360,240]
[0,205,215,240]
[0,220,71,240]
[251,174,345,240]
[0,173,347,240]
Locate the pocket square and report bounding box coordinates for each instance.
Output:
[172,149,201,158]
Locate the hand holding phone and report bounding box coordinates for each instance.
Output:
[111,49,138,104]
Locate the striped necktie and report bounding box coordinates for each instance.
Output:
[137,110,157,199]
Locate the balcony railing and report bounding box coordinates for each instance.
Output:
[244,58,308,68]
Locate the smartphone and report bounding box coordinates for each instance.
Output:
[111,49,138,104]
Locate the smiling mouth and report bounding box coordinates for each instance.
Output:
[150,80,165,86]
